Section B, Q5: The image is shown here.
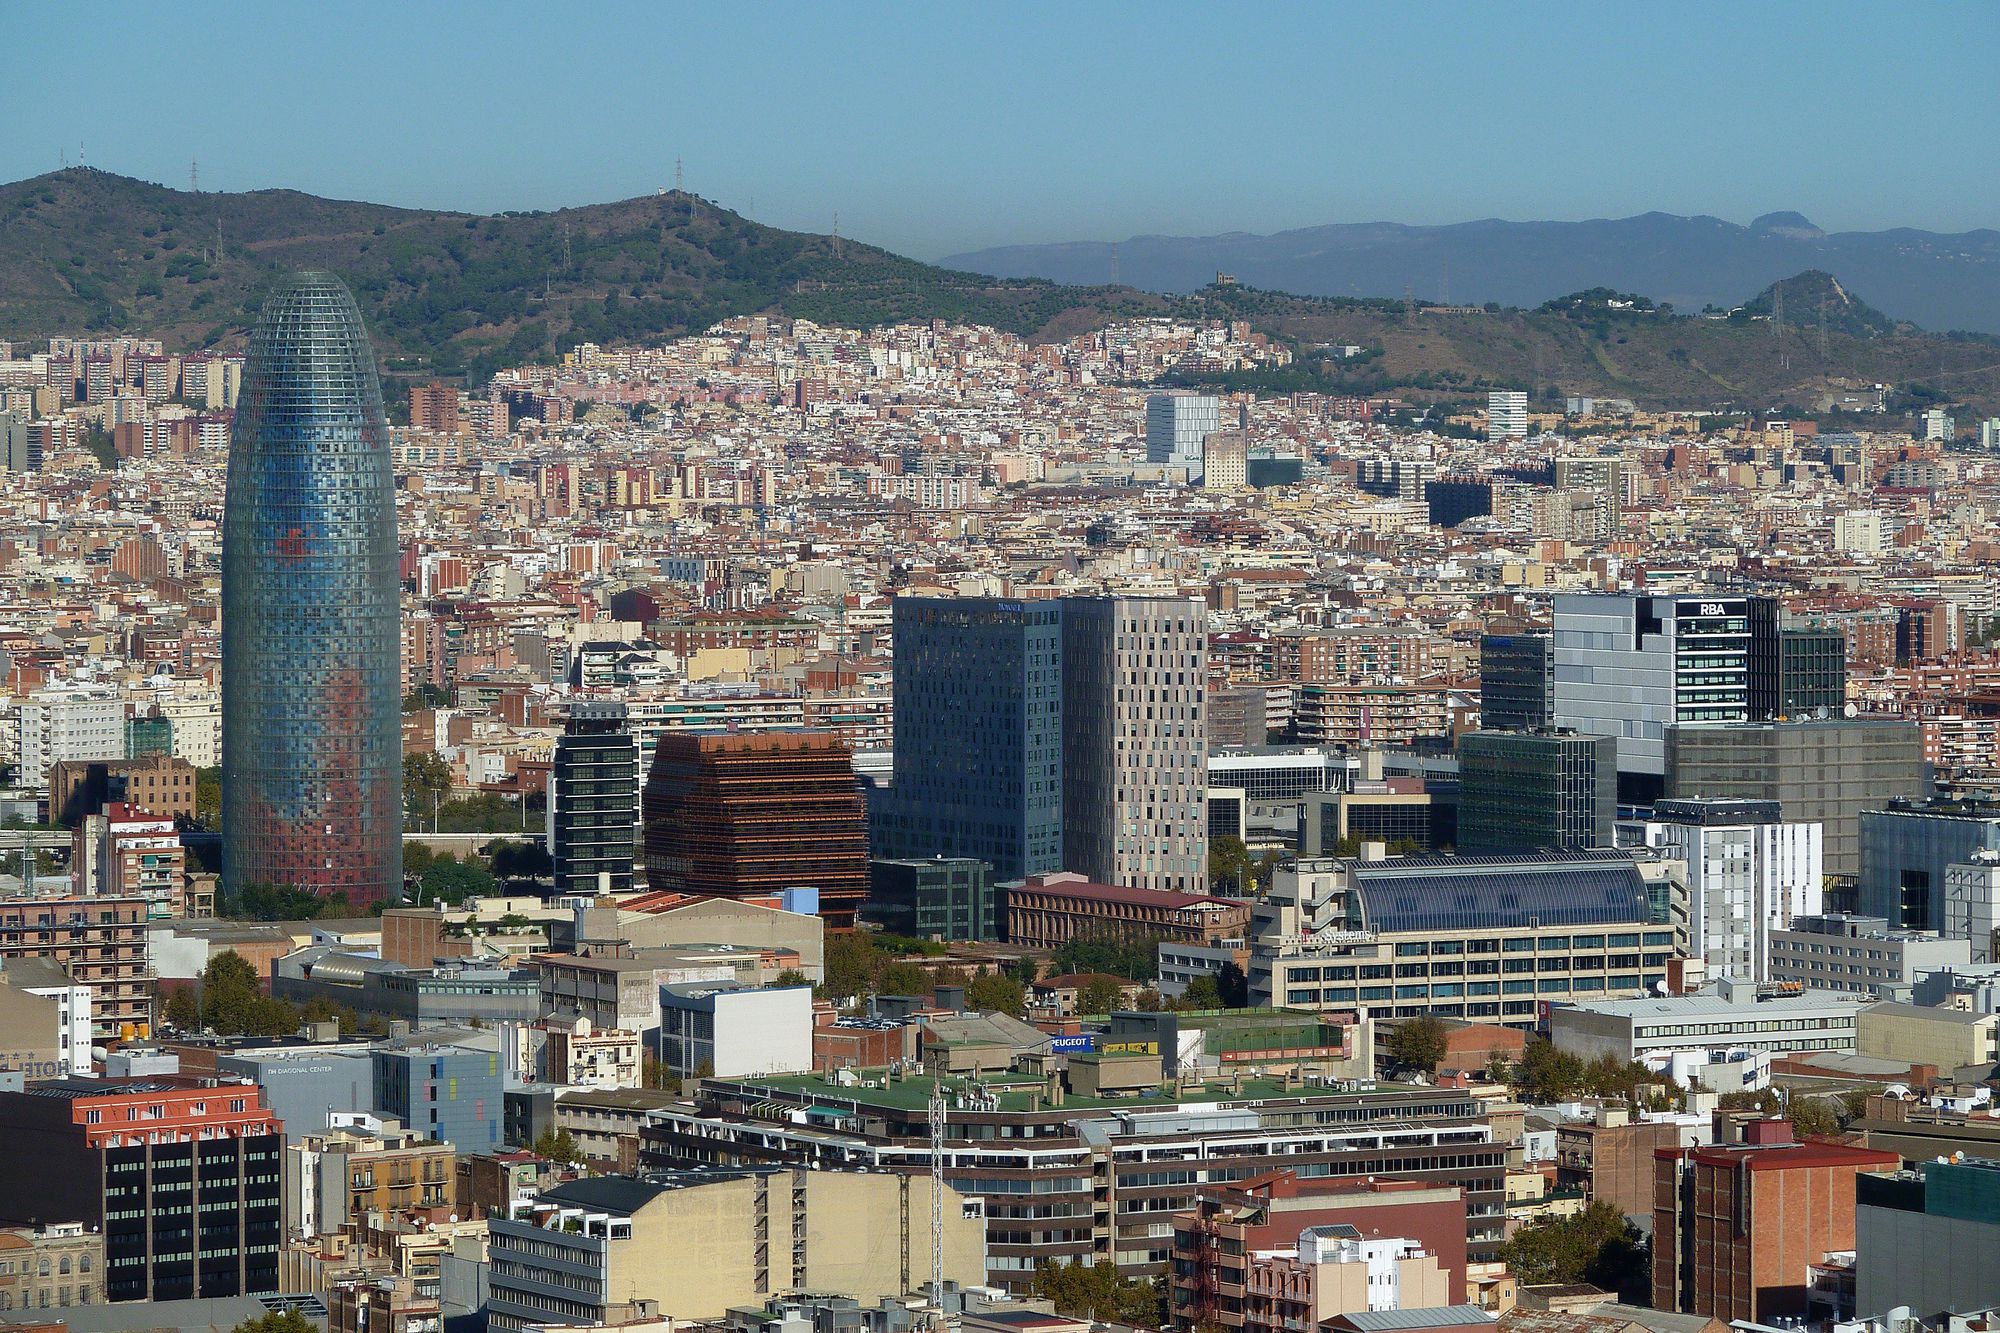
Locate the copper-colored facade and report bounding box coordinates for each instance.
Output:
[641,730,867,928]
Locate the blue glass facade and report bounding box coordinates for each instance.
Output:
[876,598,1064,881]
[222,272,400,907]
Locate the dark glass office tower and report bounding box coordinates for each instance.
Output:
[551,699,638,896]
[221,272,399,907]
[1479,632,1554,730]
[1457,729,1616,853]
[877,597,1065,881]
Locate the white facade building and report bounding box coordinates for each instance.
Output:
[657,981,811,1078]
[18,689,123,785]
[1946,851,2000,963]
[1833,509,1885,558]
[1487,390,1529,440]
[1625,799,1820,981]
[1145,392,1221,469]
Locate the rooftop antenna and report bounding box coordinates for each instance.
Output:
[675,156,683,194]
[928,1079,947,1323]
[190,159,199,194]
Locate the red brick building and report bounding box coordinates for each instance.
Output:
[1651,1118,1899,1322]
[1003,873,1251,950]
[1171,1172,1470,1330]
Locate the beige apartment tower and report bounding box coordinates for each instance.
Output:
[1062,596,1208,892]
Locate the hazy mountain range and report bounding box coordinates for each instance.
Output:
[943,211,2000,334]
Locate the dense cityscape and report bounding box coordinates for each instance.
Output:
[6,10,2000,1333]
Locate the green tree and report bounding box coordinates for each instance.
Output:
[403,842,437,878]
[966,972,1027,1017]
[533,1126,584,1165]
[404,751,453,820]
[1052,933,1159,982]
[194,765,222,824]
[1386,1015,1448,1073]
[402,683,451,712]
[82,425,118,470]
[1216,961,1249,1008]
[773,969,812,988]
[1031,1258,1167,1326]
[1179,976,1223,1010]
[299,996,359,1035]
[1513,1038,1588,1103]
[878,961,932,997]
[822,932,881,1001]
[1208,835,1253,894]
[419,855,497,906]
[487,838,553,880]
[163,985,200,1031]
[1499,1200,1649,1299]
[231,1310,318,1333]
[1787,1095,1843,1138]
[1078,977,1123,1016]
[229,881,342,921]
[197,949,299,1036]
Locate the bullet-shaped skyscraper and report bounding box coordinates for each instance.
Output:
[222,272,400,907]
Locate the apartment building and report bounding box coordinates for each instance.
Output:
[642,1075,1507,1289]
[487,1169,985,1332]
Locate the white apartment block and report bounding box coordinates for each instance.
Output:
[18,690,123,785]
[1487,390,1529,440]
[1625,799,1821,981]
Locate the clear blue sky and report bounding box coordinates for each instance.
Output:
[11,1,1996,258]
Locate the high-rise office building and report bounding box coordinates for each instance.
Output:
[1487,390,1529,440]
[550,700,639,896]
[1146,392,1221,470]
[1626,798,1822,981]
[1479,632,1554,730]
[1457,730,1616,853]
[1062,597,1208,892]
[1747,601,1847,721]
[221,272,400,907]
[642,730,869,927]
[1665,719,1927,883]
[877,597,1063,881]
[1552,594,1755,802]
[0,1076,284,1302]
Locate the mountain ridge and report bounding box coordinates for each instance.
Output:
[942,211,2000,334]
[6,169,2000,414]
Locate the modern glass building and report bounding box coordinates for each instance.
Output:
[1479,632,1554,730]
[876,597,1064,881]
[550,699,639,896]
[1457,729,1616,854]
[221,271,400,907]
[1144,391,1220,468]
